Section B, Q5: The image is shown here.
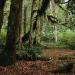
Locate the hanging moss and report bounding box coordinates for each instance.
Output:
[33,0,50,31]
[37,0,50,17]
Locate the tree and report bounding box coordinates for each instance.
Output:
[29,0,36,48]
[49,0,58,43]
[0,0,23,66]
[23,6,27,34]
[0,0,6,32]
[19,0,50,46]
[33,0,50,45]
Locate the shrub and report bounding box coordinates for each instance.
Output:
[58,30,75,49]
[16,45,43,61]
[58,55,75,60]
[16,45,51,61]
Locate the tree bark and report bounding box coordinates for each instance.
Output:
[24,6,27,34]
[29,0,35,48]
[0,0,23,66]
[0,0,6,32]
[50,0,58,43]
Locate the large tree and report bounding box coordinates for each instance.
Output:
[0,0,23,66]
[0,0,6,32]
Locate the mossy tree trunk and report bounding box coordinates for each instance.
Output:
[0,0,6,32]
[33,19,41,45]
[0,0,23,66]
[50,0,58,43]
[23,6,27,34]
[29,0,35,48]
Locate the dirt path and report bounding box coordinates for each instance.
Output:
[42,49,75,59]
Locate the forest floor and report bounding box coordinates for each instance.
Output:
[0,49,75,75]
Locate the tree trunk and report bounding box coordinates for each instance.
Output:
[52,24,58,42]
[0,0,6,32]
[50,0,58,43]
[29,0,35,48]
[0,0,23,66]
[24,6,27,34]
[33,19,41,45]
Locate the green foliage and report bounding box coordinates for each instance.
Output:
[58,55,75,60]
[0,29,6,50]
[58,30,75,49]
[16,50,50,61]
[41,34,55,43]
[16,45,43,60]
[16,44,50,61]
[41,36,50,42]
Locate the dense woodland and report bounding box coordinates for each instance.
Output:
[0,0,75,75]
